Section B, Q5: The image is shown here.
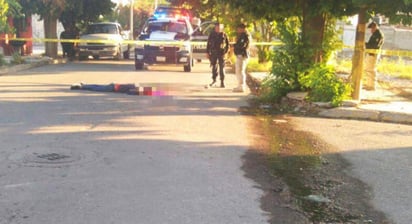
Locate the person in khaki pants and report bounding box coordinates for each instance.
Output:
[233,23,251,92]
[364,21,384,90]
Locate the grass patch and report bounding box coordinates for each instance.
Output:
[247,58,272,73]
[377,57,412,80]
[335,57,412,80]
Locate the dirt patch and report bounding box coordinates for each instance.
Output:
[241,75,391,223]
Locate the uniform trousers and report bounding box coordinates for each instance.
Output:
[210,54,225,82]
[364,53,379,90]
[235,55,248,89]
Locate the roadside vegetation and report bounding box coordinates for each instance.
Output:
[0,53,6,66]
[336,57,412,80]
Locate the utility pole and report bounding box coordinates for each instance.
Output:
[154,0,158,10]
[350,7,367,100]
[130,0,134,40]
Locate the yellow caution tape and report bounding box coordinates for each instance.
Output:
[1,37,283,46]
[2,37,411,57]
[345,45,412,57]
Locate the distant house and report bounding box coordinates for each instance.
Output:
[0,14,33,56]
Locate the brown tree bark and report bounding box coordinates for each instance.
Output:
[350,7,367,100]
[44,16,58,58]
[302,0,326,64]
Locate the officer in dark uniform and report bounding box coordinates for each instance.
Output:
[364,21,384,90]
[60,24,78,60]
[206,23,229,88]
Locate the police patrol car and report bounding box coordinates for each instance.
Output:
[134,10,194,72]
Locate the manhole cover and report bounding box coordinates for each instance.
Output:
[8,147,99,168]
[31,152,77,164]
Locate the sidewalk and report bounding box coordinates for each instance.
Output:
[249,72,412,125]
[0,54,67,75]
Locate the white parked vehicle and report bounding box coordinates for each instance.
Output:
[134,16,194,72]
[191,21,216,62]
[78,22,130,60]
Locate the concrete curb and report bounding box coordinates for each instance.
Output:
[319,107,412,124]
[0,57,68,75]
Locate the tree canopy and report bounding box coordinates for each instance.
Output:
[59,0,115,30]
[1,0,22,33]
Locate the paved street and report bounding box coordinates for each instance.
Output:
[291,117,412,224]
[0,60,268,223]
[2,59,412,223]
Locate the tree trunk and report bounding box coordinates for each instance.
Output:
[350,7,367,100]
[302,0,326,64]
[44,16,58,58]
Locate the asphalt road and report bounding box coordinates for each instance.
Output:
[291,117,412,224]
[0,60,268,223]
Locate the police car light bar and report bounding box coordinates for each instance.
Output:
[153,12,189,20]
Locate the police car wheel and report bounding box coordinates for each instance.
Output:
[135,62,144,70]
[123,50,130,59]
[184,64,191,72]
[183,57,193,72]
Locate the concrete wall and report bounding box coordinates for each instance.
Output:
[31,15,64,46]
[341,24,412,51]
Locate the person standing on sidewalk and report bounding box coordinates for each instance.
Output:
[233,23,251,93]
[207,23,229,88]
[364,21,384,91]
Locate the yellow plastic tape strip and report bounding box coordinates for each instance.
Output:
[345,45,412,57]
[1,37,283,46]
[3,37,411,57]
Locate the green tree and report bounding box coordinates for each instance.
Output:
[19,0,66,57]
[59,0,115,31]
[229,0,412,101]
[0,0,10,33]
[18,0,115,57]
[1,0,22,33]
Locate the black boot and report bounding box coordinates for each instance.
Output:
[209,80,216,87]
[220,81,225,88]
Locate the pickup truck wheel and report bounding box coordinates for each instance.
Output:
[79,55,88,61]
[135,61,144,70]
[183,57,192,72]
[115,46,122,60]
[93,55,100,60]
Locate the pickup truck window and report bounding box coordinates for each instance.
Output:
[86,24,118,34]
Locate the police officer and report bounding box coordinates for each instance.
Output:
[207,23,229,88]
[60,24,78,60]
[364,21,384,90]
[233,23,251,92]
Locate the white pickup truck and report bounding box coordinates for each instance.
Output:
[78,22,130,60]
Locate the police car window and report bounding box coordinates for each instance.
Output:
[147,22,187,34]
[203,24,215,36]
[168,22,187,33]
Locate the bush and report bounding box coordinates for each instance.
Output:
[299,64,351,106]
[260,75,293,103]
[11,52,25,65]
[260,17,310,102]
[0,53,6,66]
[260,16,349,107]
